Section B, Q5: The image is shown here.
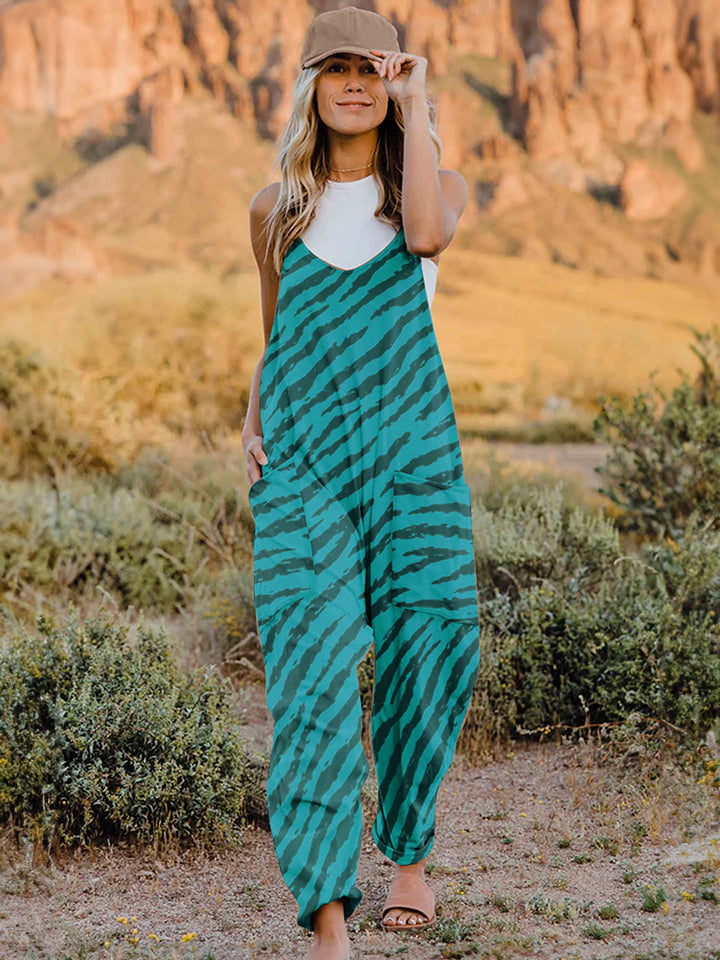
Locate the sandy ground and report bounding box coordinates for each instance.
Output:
[1,708,718,960]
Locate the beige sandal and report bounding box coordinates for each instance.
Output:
[380,871,436,932]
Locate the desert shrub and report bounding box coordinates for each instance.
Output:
[199,566,260,677]
[0,612,252,850]
[0,477,218,612]
[201,566,257,647]
[471,480,622,591]
[115,445,254,570]
[593,325,720,539]
[0,339,114,479]
[0,463,254,615]
[459,327,720,755]
[462,485,720,750]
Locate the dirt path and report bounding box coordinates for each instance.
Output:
[2,724,718,960]
[463,439,614,495]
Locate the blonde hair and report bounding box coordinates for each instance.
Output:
[260,61,443,276]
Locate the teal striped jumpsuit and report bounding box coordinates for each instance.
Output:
[248,219,480,931]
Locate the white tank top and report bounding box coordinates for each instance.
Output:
[299,174,439,307]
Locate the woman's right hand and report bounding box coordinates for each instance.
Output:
[244,434,268,489]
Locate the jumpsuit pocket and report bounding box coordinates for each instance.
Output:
[248,462,315,625]
[390,470,478,623]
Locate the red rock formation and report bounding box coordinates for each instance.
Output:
[0,0,190,137]
[620,159,687,220]
[510,0,706,167]
[662,117,704,172]
[1,0,717,168]
[148,66,181,163]
[487,171,530,215]
[175,0,229,68]
[0,0,719,287]
[475,132,523,161]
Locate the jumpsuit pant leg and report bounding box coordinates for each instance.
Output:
[366,468,481,864]
[369,611,480,862]
[249,456,375,932]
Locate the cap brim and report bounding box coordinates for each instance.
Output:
[302,46,384,68]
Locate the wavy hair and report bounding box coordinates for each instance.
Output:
[260,60,443,276]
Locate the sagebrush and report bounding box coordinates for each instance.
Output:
[0,612,253,851]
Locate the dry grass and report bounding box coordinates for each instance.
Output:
[433,244,720,423]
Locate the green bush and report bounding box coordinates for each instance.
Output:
[593,325,720,539]
[471,480,621,592]
[0,612,252,850]
[463,485,720,746]
[461,328,720,752]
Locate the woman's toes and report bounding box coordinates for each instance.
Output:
[383,907,426,927]
[406,909,425,925]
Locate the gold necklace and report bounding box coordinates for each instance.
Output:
[329,162,373,172]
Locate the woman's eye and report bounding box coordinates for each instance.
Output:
[328,63,374,72]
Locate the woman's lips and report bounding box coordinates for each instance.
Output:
[339,103,370,109]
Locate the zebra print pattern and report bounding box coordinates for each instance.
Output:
[248,224,480,931]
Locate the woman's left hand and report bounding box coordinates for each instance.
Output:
[368,49,427,103]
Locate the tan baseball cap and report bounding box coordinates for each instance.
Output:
[300,6,400,70]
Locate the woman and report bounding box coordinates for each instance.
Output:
[242,7,480,959]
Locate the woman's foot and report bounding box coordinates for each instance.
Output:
[381,854,433,928]
[303,899,351,960]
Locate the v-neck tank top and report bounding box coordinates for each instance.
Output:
[299,174,439,307]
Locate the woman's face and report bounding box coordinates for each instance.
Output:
[314,52,388,132]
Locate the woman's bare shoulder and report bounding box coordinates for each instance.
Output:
[249,182,281,264]
[249,181,281,227]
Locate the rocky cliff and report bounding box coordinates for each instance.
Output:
[2,0,717,152]
[1,0,719,291]
[509,0,719,171]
